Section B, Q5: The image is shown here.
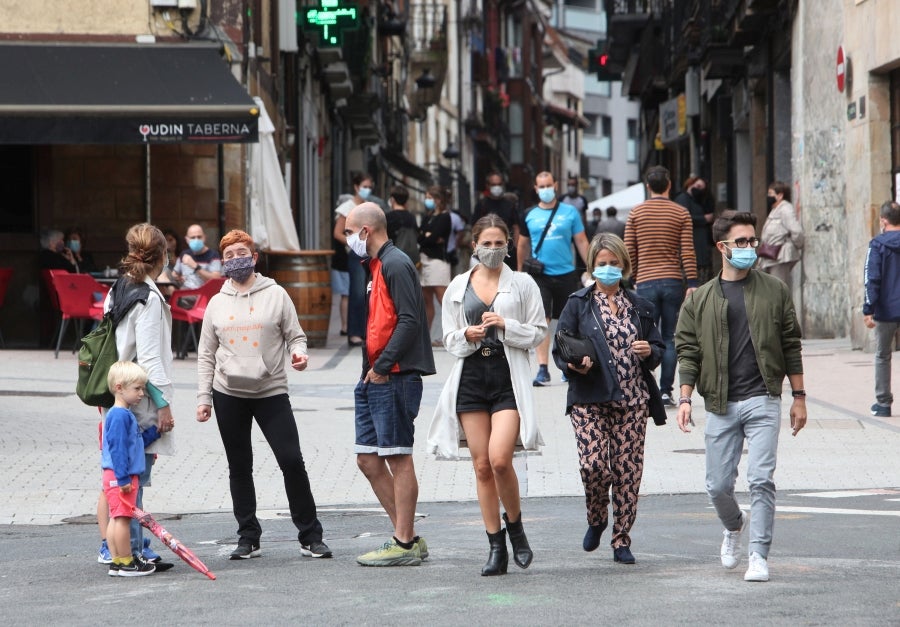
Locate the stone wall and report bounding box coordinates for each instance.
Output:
[791,0,847,338]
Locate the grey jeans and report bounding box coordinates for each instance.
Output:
[704,395,781,559]
[873,320,898,407]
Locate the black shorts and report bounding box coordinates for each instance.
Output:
[533,271,580,320]
[455,347,518,415]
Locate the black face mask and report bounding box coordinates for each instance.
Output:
[766,196,777,208]
[690,188,704,201]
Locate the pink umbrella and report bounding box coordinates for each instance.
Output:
[132,506,216,580]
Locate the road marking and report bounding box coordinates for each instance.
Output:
[734,504,900,517]
[794,489,900,499]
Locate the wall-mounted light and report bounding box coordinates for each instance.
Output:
[442,142,460,160]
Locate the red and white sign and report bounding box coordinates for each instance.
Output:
[836,46,845,93]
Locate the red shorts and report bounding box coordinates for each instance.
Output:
[102,470,139,518]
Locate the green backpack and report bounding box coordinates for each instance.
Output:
[76,279,149,408]
[76,314,120,408]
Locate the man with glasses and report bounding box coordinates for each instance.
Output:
[173,224,222,290]
[675,210,807,583]
[625,166,698,406]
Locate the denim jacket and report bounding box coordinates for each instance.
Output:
[553,286,667,425]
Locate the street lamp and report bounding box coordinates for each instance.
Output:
[410,68,437,122]
[442,142,460,160]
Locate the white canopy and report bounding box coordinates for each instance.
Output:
[248,97,301,252]
[587,183,647,213]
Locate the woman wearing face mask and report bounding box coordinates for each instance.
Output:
[758,181,804,290]
[333,173,376,347]
[418,185,454,341]
[553,233,666,565]
[428,214,547,576]
[196,229,332,560]
[64,227,98,274]
[673,177,715,283]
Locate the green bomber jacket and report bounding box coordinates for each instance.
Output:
[675,269,804,414]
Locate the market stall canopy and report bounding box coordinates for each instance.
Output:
[587,183,647,223]
[0,42,258,144]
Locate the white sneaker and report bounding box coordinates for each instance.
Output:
[744,551,769,582]
[720,510,748,569]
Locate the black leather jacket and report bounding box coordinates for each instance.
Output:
[552,285,667,425]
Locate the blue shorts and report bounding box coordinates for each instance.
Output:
[354,373,423,456]
[330,269,350,296]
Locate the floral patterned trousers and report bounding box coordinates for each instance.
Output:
[570,402,648,549]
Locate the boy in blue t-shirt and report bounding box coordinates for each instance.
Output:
[101,361,160,577]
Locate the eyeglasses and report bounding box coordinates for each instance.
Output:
[720,237,760,249]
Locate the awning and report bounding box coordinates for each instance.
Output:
[379,149,434,184]
[544,103,591,129]
[0,42,259,144]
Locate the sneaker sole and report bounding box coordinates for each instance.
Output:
[744,573,769,582]
[98,557,113,564]
[356,557,422,566]
[300,547,333,558]
[230,549,262,560]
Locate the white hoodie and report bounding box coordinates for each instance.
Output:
[197,274,307,405]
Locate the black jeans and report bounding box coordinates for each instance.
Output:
[212,390,324,545]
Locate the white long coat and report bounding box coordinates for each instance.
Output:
[427,264,548,460]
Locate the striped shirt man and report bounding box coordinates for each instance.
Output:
[624,196,699,287]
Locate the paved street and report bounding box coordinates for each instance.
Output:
[0,317,899,624]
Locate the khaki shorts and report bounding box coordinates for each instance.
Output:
[419,253,451,287]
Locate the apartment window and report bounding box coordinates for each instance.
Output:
[599,115,612,160]
[564,0,596,8]
[601,178,613,197]
[597,80,611,97]
[627,118,638,163]
[508,102,524,163]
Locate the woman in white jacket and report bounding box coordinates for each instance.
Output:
[758,181,804,288]
[428,214,547,576]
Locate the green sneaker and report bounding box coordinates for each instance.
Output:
[357,539,422,567]
[416,536,429,560]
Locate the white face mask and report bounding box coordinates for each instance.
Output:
[346,230,369,258]
[489,185,504,198]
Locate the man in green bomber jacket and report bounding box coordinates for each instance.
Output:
[675,210,807,585]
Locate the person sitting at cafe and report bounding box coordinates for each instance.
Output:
[156,228,180,297]
[64,227,98,274]
[39,228,78,272]
[172,224,222,290]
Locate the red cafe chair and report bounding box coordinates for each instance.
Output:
[49,272,109,358]
[0,267,12,348]
[169,277,225,359]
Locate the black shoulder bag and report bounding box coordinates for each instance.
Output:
[522,203,559,276]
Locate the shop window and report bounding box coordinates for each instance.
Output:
[599,115,612,160]
[0,146,33,233]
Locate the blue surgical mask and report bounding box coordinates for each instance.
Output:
[592,265,623,286]
[424,198,436,211]
[67,240,81,254]
[726,247,757,270]
[358,187,372,201]
[537,188,556,204]
[188,238,204,253]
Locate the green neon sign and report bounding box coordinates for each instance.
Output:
[303,0,359,47]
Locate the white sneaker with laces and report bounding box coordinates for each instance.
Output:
[720,510,748,569]
[744,551,769,582]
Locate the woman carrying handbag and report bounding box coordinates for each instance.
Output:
[758,181,804,289]
[553,233,667,565]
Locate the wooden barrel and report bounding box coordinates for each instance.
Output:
[266,250,334,348]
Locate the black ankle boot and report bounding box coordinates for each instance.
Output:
[503,512,533,569]
[481,529,508,576]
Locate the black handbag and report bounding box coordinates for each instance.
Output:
[555,329,597,365]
